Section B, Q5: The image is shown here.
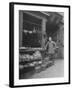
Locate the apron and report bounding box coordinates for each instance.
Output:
[47,41,55,54]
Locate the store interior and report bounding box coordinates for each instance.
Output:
[22,12,42,47]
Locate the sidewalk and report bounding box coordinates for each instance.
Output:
[30,59,64,78]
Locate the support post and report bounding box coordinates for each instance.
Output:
[19,11,23,47]
[41,19,47,48]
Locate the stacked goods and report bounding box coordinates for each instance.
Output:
[33,51,42,72]
[19,50,42,62]
[33,50,42,60]
[33,51,42,73]
[41,56,53,70]
[19,54,34,62]
[19,49,54,74]
[41,56,50,67]
[19,64,24,69]
[35,66,42,73]
[19,50,42,69]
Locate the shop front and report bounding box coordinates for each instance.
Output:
[19,11,64,79]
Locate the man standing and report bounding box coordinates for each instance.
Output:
[45,37,56,61]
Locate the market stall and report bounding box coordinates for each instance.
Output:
[19,47,54,79]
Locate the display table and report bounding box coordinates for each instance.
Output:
[19,47,43,71]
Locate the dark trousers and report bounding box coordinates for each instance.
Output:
[48,53,55,61]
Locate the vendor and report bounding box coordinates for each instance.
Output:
[45,37,56,61]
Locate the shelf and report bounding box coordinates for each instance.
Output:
[19,60,42,69]
[19,58,42,64]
